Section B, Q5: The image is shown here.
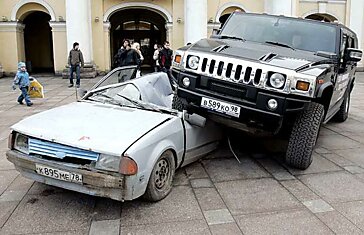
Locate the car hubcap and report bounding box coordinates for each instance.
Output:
[154,159,170,189]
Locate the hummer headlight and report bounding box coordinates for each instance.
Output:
[269,73,286,89]
[95,154,121,172]
[188,56,200,70]
[14,133,29,154]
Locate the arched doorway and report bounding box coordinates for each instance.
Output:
[305,13,338,22]
[218,7,245,26]
[23,11,54,73]
[109,9,167,69]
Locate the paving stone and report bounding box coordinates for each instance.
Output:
[215,178,301,215]
[203,158,270,183]
[299,172,364,203]
[209,222,242,235]
[318,128,338,136]
[28,182,65,195]
[92,198,122,221]
[194,188,226,211]
[203,209,234,225]
[0,190,28,202]
[120,220,210,235]
[286,153,341,175]
[173,169,189,186]
[333,201,364,231]
[190,178,213,188]
[0,201,17,227]
[335,148,364,168]
[303,199,334,213]
[344,165,364,174]
[256,158,296,180]
[120,186,204,226]
[235,209,332,235]
[321,153,355,167]
[184,162,209,179]
[1,193,95,234]
[316,134,362,150]
[0,153,15,170]
[316,211,363,235]
[281,180,320,202]
[89,219,120,235]
[0,170,18,195]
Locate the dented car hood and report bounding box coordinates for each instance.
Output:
[188,38,333,71]
[11,102,172,155]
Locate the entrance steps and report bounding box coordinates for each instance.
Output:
[62,63,97,79]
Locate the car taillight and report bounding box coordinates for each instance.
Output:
[8,132,15,149]
[119,155,138,175]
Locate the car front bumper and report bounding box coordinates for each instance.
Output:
[6,150,132,201]
[173,70,311,134]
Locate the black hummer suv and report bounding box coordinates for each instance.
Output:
[172,12,362,169]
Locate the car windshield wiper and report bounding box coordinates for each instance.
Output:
[265,41,295,50]
[219,35,246,42]
[116,94,146,109]
[91,92,126,106]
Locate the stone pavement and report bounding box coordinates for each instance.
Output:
[0,73,364,234]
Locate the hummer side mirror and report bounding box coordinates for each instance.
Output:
[346,48,362,62]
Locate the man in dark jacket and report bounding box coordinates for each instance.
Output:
[159,41,174,85]
[114,39,140,67]
[68,42,84,88]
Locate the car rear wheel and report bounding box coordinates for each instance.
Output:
[333,89,350,122]
[286,102,324,170]
[172,94,188,111]
[144,150,176,202]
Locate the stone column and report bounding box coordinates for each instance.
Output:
[103,22,111,73]
[184,0,207,45]
[49,22,67,75]
[165,22,173,46]
[349,0,364,69]
[65,0,93,64]
[264,0,294,16]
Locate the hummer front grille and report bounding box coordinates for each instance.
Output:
[198,57,265,86]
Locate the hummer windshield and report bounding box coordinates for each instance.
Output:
[220,13,338,54]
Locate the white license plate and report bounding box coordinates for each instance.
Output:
[201,97,241,117]
[35,164,83,184]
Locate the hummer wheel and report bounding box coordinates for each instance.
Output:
[172,94,188,111]
[333,89,350,122]
[286,102,324,170]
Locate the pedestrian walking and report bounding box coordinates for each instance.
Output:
[68,42,84,88]
[132,42,144,77]
[159,41,174,85]
[12,62,33,106]
[153,44,161,72]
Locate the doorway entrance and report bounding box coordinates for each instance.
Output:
[109,8,167,69]
[23,11,54,73]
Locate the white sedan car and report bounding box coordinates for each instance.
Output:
[6,67,221,202]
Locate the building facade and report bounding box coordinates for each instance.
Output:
[0,0,363,76]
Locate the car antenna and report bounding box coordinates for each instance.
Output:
[228,136,241,164]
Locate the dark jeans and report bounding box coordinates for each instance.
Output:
[69,65,81,85]
[161,67,176,88]
[18,86,31,105]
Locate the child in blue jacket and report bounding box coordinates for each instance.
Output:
[12,62,33,106]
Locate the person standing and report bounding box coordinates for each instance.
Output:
[12,62,32,106]
[114,39,129,68]
[159,41,174,84]
[68,42,84,88]
[153,44,160,72]
[132,42,144,77]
